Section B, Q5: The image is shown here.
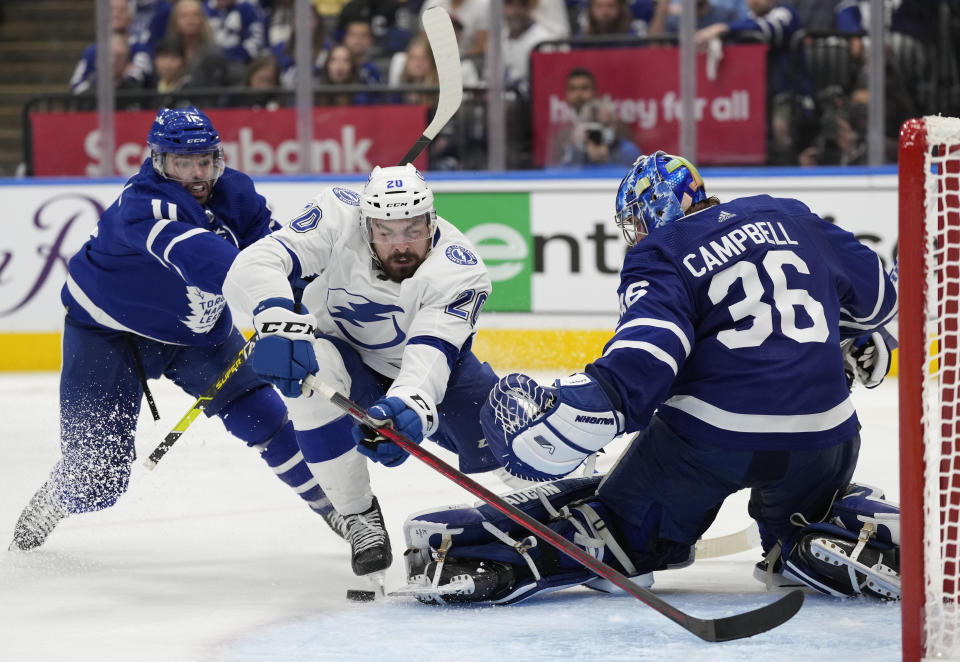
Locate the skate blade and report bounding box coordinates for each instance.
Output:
[388,574,474,599]
[360,570,387,596]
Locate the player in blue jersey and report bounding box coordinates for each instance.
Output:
[9,107,347,551]
[393,151,901,605]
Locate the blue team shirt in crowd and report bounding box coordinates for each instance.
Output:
[61,159,276,346]
[588,195,897,451]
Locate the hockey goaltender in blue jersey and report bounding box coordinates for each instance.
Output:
[585,192,897,451]
[61,158,276,345]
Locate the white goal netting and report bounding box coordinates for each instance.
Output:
[921,115,960,658]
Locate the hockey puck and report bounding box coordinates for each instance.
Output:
[346,589,376,602]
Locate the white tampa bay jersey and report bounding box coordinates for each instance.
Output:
[224,184,492,389]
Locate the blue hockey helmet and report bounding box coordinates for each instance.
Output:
[614,151,706,246]
[147,106,225,183]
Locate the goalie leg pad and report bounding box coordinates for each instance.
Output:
[400,476,651,605]
[826,482,900,546]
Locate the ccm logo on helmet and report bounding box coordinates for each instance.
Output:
[260,321,316,335]
[384,202,410,207]
[575,415,616,425]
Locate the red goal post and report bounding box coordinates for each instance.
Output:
[900,115,960,661]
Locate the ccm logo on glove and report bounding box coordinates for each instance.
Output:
[259,320,315,335]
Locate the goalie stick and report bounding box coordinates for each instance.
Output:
[302,374,804,643]
[695,522,761,559]
[142,8,463,470]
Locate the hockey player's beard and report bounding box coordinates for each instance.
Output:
[381,250,425,282]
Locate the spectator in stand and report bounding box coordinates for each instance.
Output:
[835,0,944,117]
[502,0,555,93]
[545,66,598,166]
[341,18,383,84]
[791,0,841,33]
[420,0,490,56]
[695,0,816,164]
[70,0,153,94]
[153,36,189,93]
[167,0,234,88]
[206,0,267,66]
[533,0,572,38]
[336,0,419,58]
[391,33,440,106]
[574,0,650,37]
[317,43,374,106]
[556,99,640,167]
[270,3,327,89]
[244,53,284,109]
[648,0,741,35]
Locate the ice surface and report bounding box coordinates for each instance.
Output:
[0,372,902,661]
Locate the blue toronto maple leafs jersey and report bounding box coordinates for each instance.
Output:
[587,195,897,451]
[61,159,276,346]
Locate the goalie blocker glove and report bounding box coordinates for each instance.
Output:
[480,373,624,482]
[249,297,319,398]
[843,328,895,389]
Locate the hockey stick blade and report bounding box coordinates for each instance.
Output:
[303,375,804,642]
[143,338,257,469]
[695,522,761,559]
[397,7,463,166]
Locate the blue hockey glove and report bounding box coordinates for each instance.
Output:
[843,329,894,389]
[351,397,424,467]
[250,297,318,398]
[480,373,625,482]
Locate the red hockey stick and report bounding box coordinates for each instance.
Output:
[302,375,804,643]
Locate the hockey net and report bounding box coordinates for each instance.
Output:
[900,115,960,661]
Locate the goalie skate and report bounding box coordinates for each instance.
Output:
[400,558,518,605]
[796,532,900,600]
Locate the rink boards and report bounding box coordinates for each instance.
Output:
[0,168,898,372]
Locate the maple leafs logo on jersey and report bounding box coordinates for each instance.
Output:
[182,286,226,334]
[327,287,407,350]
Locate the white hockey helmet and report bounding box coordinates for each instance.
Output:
[360,163,437,241]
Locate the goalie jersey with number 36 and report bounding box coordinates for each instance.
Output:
[225,184,491,392]
[588,194,897,451]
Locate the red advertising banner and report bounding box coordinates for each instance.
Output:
[30,105,429,176]
[531,44,767,167]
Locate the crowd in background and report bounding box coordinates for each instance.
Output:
[63,0,960,169]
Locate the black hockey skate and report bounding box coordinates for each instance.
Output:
[404,558,518,605]
[793,531,900,600]
[321,508,349,542]
[9,482,68,551]
[344,497,392,576]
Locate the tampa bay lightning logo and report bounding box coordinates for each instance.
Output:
[327,288,406,349]
[445,245,478,266]
[332,187,360,206]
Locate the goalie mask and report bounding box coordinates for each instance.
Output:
[360,164,437,281]
[614,151,706,246]
[147,106,225,203]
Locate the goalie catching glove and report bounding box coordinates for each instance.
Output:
[479,372,624,482]
[249,297,319,398]
[351,387,439,467]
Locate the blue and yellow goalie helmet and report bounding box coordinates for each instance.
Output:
[614,151,706,246]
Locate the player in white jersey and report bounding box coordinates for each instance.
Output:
[223,163,500,578]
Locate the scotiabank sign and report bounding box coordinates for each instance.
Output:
[531,44,767,166]
[30,106,428,176]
